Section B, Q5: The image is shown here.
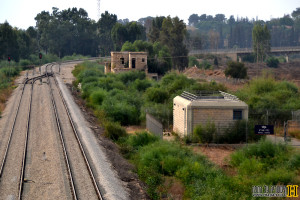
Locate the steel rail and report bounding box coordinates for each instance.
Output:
[50,65,103,200]
[0,66,49,199]
[46,65,78,200]
[0,71,48,179]
[0,78,31,180]
[18,76,43,199]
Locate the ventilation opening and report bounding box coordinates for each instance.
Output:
[120,57,124,64]
[233,110,242,120]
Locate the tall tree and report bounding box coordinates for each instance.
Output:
[98,11,117,56]
[0,22,19,61]
[148,16,165,43]
[160,16,188,71]
[111,22,146,51]
[252,23,271,62]
[188,14,199,25]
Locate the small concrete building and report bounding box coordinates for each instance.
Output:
[173,91,248,138]
[105,51,148,74]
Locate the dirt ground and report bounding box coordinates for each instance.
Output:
[184,61,300,90]
[192,146,235,167]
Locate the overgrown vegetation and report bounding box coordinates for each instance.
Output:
[72,61,300,199]
[0,65,21,117]
[72,62,225,127]
[236,75,300,110]
[118,133,300,199]
[225,61,247,79]
[266,56,280,68]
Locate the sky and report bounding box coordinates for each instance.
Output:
[0,0,299,29]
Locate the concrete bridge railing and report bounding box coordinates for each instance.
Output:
[189,46,300,55]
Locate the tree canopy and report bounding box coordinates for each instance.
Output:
[252,23,271,62]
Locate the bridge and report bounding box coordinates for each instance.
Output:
[189,46,300,62]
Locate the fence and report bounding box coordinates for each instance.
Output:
[146,113,163,138]
[148,107,300,145]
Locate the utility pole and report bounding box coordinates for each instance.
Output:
[97,0,101,20]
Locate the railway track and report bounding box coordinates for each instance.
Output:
[0,62,104,199]
[45,64,103,200]
[0,73,48,199]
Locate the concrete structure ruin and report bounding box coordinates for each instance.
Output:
[173,91,248,138]
[105,51,148,74]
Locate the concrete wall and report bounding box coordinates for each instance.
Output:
[173,100,188,137]
[191,107,248,135]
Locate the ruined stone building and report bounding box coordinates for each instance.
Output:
[173,91,248,138]
[105,52,148,74]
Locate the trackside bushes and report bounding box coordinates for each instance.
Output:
[104,121,127,141]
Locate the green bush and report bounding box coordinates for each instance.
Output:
[193,122,215,143]
[200,60,211,69]
[89,89,107,106]
[262,168,295,185]
[131,79,152,92]
[19,59,32,67]
[117,71,146,84]
[188,56,200,67]
[125,131,159,150]
[235,76,300,111]
[266,56,279,68]
[104,121,127,141]
[145,87,169,103]
[230,139,288,167]
[225,61,247,79]
[287,154,300,170]
[219,120,261,143]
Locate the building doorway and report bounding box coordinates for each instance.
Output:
[132,58,136,68]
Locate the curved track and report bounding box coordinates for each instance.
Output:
[0,60,105,199]
[0,74,48,199]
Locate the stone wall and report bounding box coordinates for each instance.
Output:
[129,52,147,70]
[192,108,235,134]
[111,52,129,69]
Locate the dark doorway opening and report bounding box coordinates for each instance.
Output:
[132,58,136,68]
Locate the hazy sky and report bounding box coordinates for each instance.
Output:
[0,0,299,29]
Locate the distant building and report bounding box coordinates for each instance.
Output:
[105,51,148,74]
[173,91,248,138]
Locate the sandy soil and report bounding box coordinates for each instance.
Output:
[192,146,235,167]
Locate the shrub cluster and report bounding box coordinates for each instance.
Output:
[235,76,300,111]
[266,56,280,68]
[73,63,226,127]
[225,61,247,79]
[119,134,300,199]
[230,139,298,188]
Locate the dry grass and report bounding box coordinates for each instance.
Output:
[0,87,12,116]
[192,146,235,167]
[161,177,184,200]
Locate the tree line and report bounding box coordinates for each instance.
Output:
[1,7,299,71]
[187,8,300,50]
[0,8,188,71]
